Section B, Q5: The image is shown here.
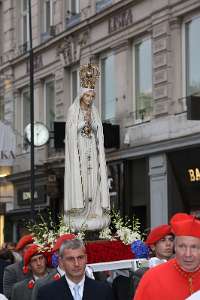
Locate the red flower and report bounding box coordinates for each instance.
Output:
[53,273,61,281]
[85,240,134,264]
[27,279,35,289]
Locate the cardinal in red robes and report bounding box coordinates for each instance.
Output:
[134,213,200,300]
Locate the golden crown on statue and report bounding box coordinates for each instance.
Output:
[79,63,100,89]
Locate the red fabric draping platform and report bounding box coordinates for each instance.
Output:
[85,240,134,264]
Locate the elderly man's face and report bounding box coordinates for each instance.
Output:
[175,236,200,272]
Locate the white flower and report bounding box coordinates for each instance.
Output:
[99,227,113,240]
[116,227,141,245]
[98,210,142,245]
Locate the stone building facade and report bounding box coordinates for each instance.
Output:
[0,0,200,240]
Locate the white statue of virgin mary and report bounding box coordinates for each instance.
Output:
[64,64,110,231]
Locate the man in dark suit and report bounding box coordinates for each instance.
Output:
[37,239,114,300]
[3,234,34,299]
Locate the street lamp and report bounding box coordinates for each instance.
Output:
[28,0,35,221]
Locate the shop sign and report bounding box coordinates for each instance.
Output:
[0,151,15,160]
[17,186,46,206]
[22,191,38,201]
[108,8,133,34]
[188,168,200,182]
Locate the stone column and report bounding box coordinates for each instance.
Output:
[3,72,14,125]
[152,20,171,117]
[149,154,168,227]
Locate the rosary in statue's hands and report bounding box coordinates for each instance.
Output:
[82,107,92,137]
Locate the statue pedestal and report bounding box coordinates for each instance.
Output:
[65,212,110,231]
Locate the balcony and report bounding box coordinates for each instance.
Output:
[124,105,154,128]
[41,25,56,42]
[65,13,81,29]
[19,42,28,55]
[96,0,112,13]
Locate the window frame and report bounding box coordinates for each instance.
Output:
[182,14,200,99]
[69,0,80,15]
[21,0,29,46]
[70,65,80,104]
[44,78,55,131]
[99,51,116,121]
[20,89,30,136]
[132,36,153,122]
[0,2,2,58]
[42,0,54,34]
[0,95,4,120]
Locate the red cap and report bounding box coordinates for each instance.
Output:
[145,224,172,246]
[170,213,200,238]
[16,235,34,251]
[23,244,46,273]
[52,234,76,252]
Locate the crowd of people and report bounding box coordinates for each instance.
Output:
[0,212,199,299]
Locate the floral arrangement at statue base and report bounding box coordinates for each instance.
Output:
[26,210,148,265]
[85,239,134,264]
[85,210,144,263]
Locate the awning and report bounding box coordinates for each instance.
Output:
[0,121,16,166]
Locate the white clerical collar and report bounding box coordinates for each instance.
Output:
[57,265,65,276]
[65,274,85,298]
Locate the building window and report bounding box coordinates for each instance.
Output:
[101,54,115,121]
[185,17,200,96]
[44,0,54,32]
[21,90,30,132]
[70,66,79,102]
[0,96,4,120]
[0,2,2,59]
[44,79,55,131]
[134,38,152,120]
[41,0,55,40]
[65,0,80,28]
[21,0,29,48]
[70,0,80,15]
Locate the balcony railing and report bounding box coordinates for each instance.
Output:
[96,0,113,13]
[123,105,154,128]
[41,26,56,42]
[19,42,28,55]
[65,13,81,29]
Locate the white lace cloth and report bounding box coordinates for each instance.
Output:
[148,257,167,268]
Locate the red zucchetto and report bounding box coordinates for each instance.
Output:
[145,224,172,246]
[170,212,200,238]
[52,233,76,252]
[16,234,34,251]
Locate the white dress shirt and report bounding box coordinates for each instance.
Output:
[65,275,85,299]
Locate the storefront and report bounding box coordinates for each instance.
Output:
[107,157,150,232]
[4,167,50,242]
[168,146,200,217]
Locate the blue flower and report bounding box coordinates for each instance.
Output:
[51,253,59,268]
[131,240,149,258]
